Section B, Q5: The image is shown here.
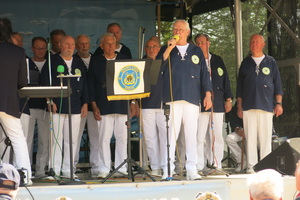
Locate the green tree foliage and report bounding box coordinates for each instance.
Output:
[158,0,300,136]
[267,0,300,136]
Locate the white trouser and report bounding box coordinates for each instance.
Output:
[87,112,101,176]
[28,109,50,176]
[162,101,199,174]
[0,112,32,179]
[0,128,12,163]
[97,114,127,174]
[141,109,166,170]
[75,111,99,168]
[76,111,99,176]
[52,113,81,176]
[197,112,224,169]
[243,110,273,169]
[20,113,30,159]
[225,131,244,163]
[174,126,186,171]
[74,115,86,167]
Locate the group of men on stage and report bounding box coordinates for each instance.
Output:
[0,17,283,185]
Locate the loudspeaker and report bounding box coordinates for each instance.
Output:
[253,138,300,175]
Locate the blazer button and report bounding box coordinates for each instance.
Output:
[191,76,194,78]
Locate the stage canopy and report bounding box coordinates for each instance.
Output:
[0,0,245,58]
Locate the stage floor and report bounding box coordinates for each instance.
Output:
[17,168,297,200]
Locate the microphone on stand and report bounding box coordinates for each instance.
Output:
[57,65,64,88]
[141,27,147,32]
[169,35,180,46]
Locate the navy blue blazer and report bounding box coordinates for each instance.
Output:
[157,43,212,106]
[88,53,128,115]
[0,42,27,118]
[93,43,132,59]
[236,54,283,112]
[40,53,89,114]
[201,53,233,112]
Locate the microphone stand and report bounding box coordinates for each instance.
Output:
[204,39,229,177]
[137,26,149,172]
[138,27,147,59]
[101,100,156,183]
[161,104,180,181]
[46,98,58,180]
[0,123,13,164]
[45,38,58,181]
[48,72,64,180]
[58,74,85,185]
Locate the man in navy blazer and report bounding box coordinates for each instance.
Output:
[41,35,89,179]
[157,20,212,180]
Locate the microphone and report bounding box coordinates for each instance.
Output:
[140,27,147,32]
[57,65,64,74]
[75,68,81,81]
[169,35,180,46]
[57,65,64,87]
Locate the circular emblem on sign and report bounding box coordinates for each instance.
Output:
[217,67,224,76]
[118,65,140,91]
[191,55,199,64]
[262,67,270,75]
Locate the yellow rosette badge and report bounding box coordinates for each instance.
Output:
[217,67,224,76]
[262,67,270,75]
[191,55,199,64]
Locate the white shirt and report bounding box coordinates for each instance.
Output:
[33,60,46,73]
[64,58,73,75]
[176,44,189,60]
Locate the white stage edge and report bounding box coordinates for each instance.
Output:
[16,174,297,200]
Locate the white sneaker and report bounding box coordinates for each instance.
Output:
[186,171,202,180]
[61,173,78,179]
[197,170,205,176]
[246,168,255,174]
[151,169,162,177]
[27,179,33,186]
[41,176,55,180]
[34,173,48,179]
[235,163,247,172]
[91,174,98,179]
[96,172,109,179]
[112,171,128,178]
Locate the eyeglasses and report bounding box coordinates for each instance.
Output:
[33,47,47,50]
[145,45,159,49]
[173,28,186,33]
[197,42,207,45]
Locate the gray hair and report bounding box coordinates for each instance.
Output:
[247,169,283,200]
[173,19,190,31]
[99,32,116,44]
[75,34,90,44]
[250,34,265,42]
